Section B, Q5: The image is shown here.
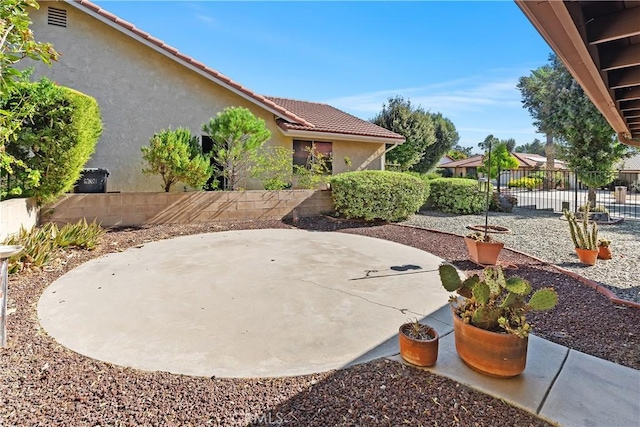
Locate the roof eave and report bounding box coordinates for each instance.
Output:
[276,127,405,144]
[515,0,637,145]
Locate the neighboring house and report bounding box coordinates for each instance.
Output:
[436,155,455,167]
[617,153,640,191]
[441,152,568,179]
[27,1,404,192]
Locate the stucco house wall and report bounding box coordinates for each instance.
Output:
[27,4,387,193]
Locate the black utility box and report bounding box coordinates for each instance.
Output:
[74,168,110,193]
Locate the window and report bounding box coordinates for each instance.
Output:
[293,140,332,173]
[48,7,67,28]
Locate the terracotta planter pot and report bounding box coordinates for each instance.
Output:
[452,310,528,378]
[399,323,439,367]
[598,246,612,260]
[575,248,598,266]
[464,237,504,265]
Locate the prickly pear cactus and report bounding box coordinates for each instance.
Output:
[438,264,462,292]
[438,263,559,337]
[528,288,558,311]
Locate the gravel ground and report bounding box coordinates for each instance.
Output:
[403,208,640,303]
[1,217,638,426]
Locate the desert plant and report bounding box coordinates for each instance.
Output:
[564,208,598,250]
[439,263,558,338]
[55,218,105,250]
[401,319,435,340]
[578,204,608,214]
[2,223,59,273]
[2,219,105,273]
[330,170,425,222]
[142,127,212,192]
[597,239,610,248]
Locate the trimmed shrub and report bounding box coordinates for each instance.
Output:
[404,171,432,204]
[428,178,487,214]
[3,78,103,204]
[330,171,425,222]
[508,176,543,190]
[142,127,213,192]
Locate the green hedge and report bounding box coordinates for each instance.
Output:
[2,78,103,204]
[403,171,432,204]
[428,178,487,214]
[330,171,425,221]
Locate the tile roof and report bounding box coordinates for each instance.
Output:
[618,153,640,171]
[70,0,313,127]
[68,1,404,142]
[442,153,568,169]
[266,97,405,141]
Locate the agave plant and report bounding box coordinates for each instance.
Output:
[438,264,558,338]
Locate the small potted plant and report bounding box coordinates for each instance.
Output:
[597,238,612,260]
[564,208,598,266]
[398,319,439,367]
[464,139,505,265]
[464,231,504,266]
[439,263,558,378]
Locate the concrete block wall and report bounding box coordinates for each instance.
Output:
[42,190,335,227]
[0,198,39,241]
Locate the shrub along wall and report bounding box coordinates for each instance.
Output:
[41,190,334,227]
[428,178,487,214]
[330,171,425,221]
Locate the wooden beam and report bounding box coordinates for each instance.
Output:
[620,99,640,110]
[588,6,640,44]
[608,67,640,89]
[599,44,640,71]
[616,86,640,101]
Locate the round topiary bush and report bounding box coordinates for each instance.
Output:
[330,171,426,222]
[429,178,487,214]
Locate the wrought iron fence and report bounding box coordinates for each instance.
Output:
[498,169,640,220]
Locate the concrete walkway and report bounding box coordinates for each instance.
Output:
[390,305,640,427]
[37,228,640,426]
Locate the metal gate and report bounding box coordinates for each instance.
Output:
[499,169,640,220]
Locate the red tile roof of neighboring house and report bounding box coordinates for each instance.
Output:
[68,1,404,142]
[266,97,405,141]
[442,152,568,170]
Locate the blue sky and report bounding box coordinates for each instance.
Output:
[93,1,553,152]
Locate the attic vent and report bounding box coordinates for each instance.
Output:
[47,7,67,28]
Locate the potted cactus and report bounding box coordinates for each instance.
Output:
[597,239,612,260]
[439,263,558,378]
[398,319,439,367]
[564,208,598,266]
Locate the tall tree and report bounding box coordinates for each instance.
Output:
[503,138,516,153]
[554,68,631,206]
[448,144,473,160]
[518,55,565,188]
[515,138,546,156]
[371,96,435,171]
[412,113,459,173]
[202,107,271,190]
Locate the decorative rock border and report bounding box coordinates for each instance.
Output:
[396,223,640,310]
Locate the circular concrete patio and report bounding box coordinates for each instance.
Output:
[38,229,451,378]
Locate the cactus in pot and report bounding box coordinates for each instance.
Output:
[439,264,558,338]
[564,208,598,250]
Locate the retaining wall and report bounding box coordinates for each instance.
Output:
[0,198,39,240]
[42,190,335,227]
